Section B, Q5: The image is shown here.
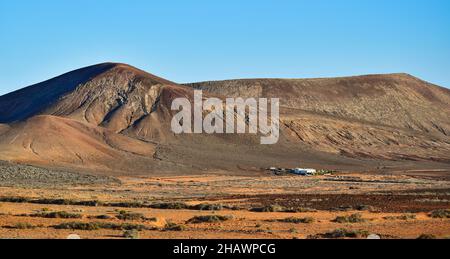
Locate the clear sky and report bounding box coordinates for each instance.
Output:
[1,0,449,95]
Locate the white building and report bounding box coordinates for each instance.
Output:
[291,168,317,176]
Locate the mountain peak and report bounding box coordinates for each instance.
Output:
[103,62,175,85]
[0,63,177,123]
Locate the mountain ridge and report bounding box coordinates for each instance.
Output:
[0,63,449,176]
[186,74,450,137]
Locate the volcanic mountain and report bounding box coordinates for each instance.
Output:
[187,75,450,161]
[0,63,449,176]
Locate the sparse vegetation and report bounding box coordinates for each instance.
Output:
[0,196,151,209]
[163,222,186,231]
[89,215,113,220]
[187,215,233,224]
[333,213,366,223]
[277,217,315,224]
[0,196,248,213]
[149,202,224,211]
[123,229,140,239]
[0,162,119,188]
[31,199,74,205]
[292,207,317,213]
[1,169,448,240]
[30,211,82,219]
[250,204,317,213]
[223,205,242,211]
[250,205,285,212]
[332,206,354,212]
[0,197,30,203]
[429,209,450,219]
[288,228,298,234]
[309,229,370,239]
[54,222,100,231]
[118,223,149,231]
[316,169,336,175]
[116,211,145,221]
[150,202,190,210]
[53,222,149,231]
[108,202,145,208]
[12,223,37,229]
[0,197,102,207]
[31,199,102,207]
[191,203,223,211]
[1,196,208,211]
[383,214,416,220]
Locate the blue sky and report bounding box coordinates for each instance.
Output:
[0,0,449,95]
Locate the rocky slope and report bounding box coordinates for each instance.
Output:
[0,115,160,174]
[187,74,450,137]
[187,75,450,162]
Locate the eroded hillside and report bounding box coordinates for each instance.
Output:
[0,64,449,175]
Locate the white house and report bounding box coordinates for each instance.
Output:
[291,168,317,176]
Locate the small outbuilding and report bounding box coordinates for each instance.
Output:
[291,168,317,176]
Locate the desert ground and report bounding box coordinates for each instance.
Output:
[0,163,449,239]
